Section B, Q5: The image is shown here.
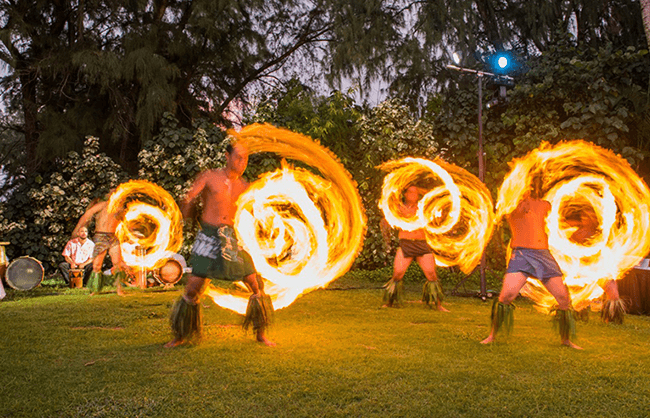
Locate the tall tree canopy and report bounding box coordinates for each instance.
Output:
[0,0,646,181]
[0,0,402,177]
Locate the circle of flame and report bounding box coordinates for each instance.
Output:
[378,157,495,274]
[204,124,366,314]
[108,180,183,271]
[496,140,650,311]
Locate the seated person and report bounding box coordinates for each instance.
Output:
[59,226,94,285]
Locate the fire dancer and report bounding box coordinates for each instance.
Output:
[72,190,130,296]
[569,208,625,324]
[381,185,449,311]
[165,141,275,348]
[481,174,581,348]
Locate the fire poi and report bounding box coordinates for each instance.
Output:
[378,157,495,274]
[203,124,367,314]
[496,140,650,313]
[108,180,183,273]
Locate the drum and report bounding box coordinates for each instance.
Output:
[5,256,44,291]
[69,268,84,289]
[0,242,8,282]
[153,258,183,285]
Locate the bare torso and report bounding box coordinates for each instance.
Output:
[507,197,551,249]
[184,169,249,226]
[397,203,426,240]
[93,201,121,233]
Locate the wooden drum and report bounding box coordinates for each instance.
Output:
[69,268,84,288]
[153,258,183,286]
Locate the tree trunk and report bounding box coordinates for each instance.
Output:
[642,0,650,49]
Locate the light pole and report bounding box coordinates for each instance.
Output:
[446,62,513,299]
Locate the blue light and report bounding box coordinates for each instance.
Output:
[497,56,508,69]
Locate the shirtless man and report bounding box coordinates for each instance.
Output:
[481,175,581,348]
[72,191,129,296]
[381,185,449,311]
[165,141,275,348]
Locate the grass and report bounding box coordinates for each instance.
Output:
[1,273,650,418]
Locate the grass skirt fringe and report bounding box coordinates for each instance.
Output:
[490,300,515,335]
[601,299,626,324]
[87,271,103,293]
[422,280,444,307]
[575,308,590,322]
[552,308,576,341]
[243,294,274,333]
[383,279,403,307]
[170,296,203,342]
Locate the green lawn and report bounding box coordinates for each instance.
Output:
[1,277,650,418]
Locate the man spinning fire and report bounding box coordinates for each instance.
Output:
[72,190,131,296]
[481,174,581,349]
[380,185,449,312]
[165,141,275,348]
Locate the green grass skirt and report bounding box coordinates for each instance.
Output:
[243,294,274,333]
[490,300,515,335]
[169,296,203,342]
[552,308,577,341]
[422,280,444,307]
[383,279,404,307]
[601,299,626,324]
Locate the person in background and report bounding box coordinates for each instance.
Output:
[59,226,94,285]
[381,185,449,312]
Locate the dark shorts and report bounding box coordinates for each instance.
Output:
[506,247,563,283]
[92,232,119,258]
[189,223,256,281]
[400,239,433,259]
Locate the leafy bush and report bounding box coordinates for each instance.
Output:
[0,137,127,270]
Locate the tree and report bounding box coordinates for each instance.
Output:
[0,0,404,180]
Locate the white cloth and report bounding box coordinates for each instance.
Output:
[62,238,95,265]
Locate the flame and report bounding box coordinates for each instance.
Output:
[497,140,650,311]
[108,180,183,271]
[204,124,366,314]
[378,157,495,273]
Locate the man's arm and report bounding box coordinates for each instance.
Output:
[380,218,393,249]
[180,171,209,219]
[71,202,105,238]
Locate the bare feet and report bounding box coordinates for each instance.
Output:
[480,335,495,344]
[257,333,276,347]
[562,340,583,350]
[164,338,184,348]
[437,305,450,312]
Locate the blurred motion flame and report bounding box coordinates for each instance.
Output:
[378,157,495,274]
[108,180,183,271]
[204,124,366,314]
[497,141,650,311]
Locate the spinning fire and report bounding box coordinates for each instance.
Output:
[204,124,367,314]
[497,140,650,312]
[108,180,184,272]
[378,157,495,274]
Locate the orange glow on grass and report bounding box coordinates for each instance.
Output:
[109,180,183,272]
[378,157,495,273]
[497,140,650,312]
[203,124,366,314]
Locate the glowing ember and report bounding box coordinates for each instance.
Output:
[497,140,650,311]
[378,157,495,273]
[204,124,366,314]
[108,180,183,271]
